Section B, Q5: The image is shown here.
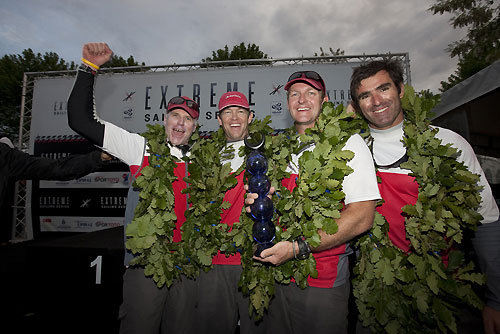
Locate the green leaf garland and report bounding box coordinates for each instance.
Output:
[230,103,363,319]
[125,124,185,288]
[353,86,485,334]
[180,127,244,278]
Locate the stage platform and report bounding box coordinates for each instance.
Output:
[0,226,485,334]
[0,226,125,334]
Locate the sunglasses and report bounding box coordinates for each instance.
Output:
[287,71,325,89]
[168,96,200,112]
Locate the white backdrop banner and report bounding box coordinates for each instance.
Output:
[28,61,362,234]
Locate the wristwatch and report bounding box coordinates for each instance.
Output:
[78,64,97,76]
[296,236,311,260]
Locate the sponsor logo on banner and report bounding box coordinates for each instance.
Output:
[76,220,94,229]
[58,219,72,230]
[100,196,127,209]
[122,91,136,121]
[122,173,130,185]
[39,196,71,209]
[271,102,283,114]
[95,221,122,228]
[76,177,92,184]
[269,84,283,96]
[53,101,67,116]
[40,152,70,159]
[123,91,136,101]
[94,176,120,184]
[39,172,131,188]
[123,107,134,121]
[80,198,92,208]
[40,216,124,232]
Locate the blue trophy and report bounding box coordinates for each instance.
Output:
[245,133,275,257]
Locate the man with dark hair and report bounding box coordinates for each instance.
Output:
[246,71,381,333]
[349,59,404,105]
[67,42,200,334]
[350,59,500,333]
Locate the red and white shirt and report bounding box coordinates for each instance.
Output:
[102,121,189,242]
[286,133,381,288]
[370,121,499,252]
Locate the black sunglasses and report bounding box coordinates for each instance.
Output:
[168,96,199,111]
[287,71,325,88]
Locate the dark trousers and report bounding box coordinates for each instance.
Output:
[266,282,350,334]
[118,267,197,334]
[194,265,266,334]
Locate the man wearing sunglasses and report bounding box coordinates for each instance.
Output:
[67,43,199,334]
[246,70,380,333]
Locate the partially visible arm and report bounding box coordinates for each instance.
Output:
[438,128,500,333]
[482,306,500,334]
[67,69,105,146]
[256,200,375,264]
[3,144,106,182]
[472,219,500,334]
[252,133,379,264]
[67,43,113,146]
[67,43,146,167]
[312,200,375,252]
[436,127,499,223]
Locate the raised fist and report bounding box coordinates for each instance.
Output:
[82,43,113,67]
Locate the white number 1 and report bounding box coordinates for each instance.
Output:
[90,255,102,284]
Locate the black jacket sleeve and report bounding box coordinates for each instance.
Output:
[1,143,105,182]
[472,218,500,310]
[67,69,105,146]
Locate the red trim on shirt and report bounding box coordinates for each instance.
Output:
[212,172,245,265]
[129,156,188,243]
[283,174,348,288]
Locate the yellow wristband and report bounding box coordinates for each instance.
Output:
[81,58,100,70]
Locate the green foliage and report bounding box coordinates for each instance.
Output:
[230,102,362,319]
[180,127,242,278]
[126,124,185,287]
[0,49,76,141]
[312,47,347,63]
[438,53,493,91]
[429,0,500,91]
[353,85,485,333]
[101,54,145,68]
[201,42,268,66]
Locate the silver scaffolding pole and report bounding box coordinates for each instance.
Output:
[11,73,30,241]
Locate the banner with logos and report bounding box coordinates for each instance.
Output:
[29,135,129,234]
[28,61,361,234]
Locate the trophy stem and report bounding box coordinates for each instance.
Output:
[255,241,274,257]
